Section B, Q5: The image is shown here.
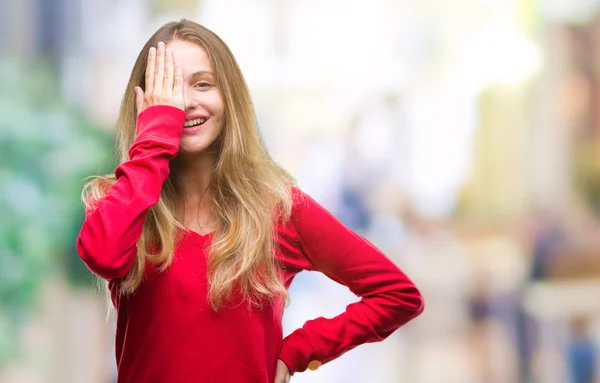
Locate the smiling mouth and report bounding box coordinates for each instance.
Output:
[184,118,207,128]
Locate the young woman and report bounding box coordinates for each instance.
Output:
[77,19,424,383]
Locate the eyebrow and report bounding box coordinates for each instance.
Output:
[187,70,214,80]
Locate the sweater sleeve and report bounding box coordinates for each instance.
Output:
[278,189,424,374]
[76,105,186,280]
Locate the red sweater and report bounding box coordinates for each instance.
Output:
[76,105,424,383]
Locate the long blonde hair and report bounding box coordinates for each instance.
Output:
[83,19,295,310]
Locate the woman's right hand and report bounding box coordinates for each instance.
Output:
[135,41,185,115]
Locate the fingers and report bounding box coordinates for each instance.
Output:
[140,41,185,112]
[154,41,165,95]
[174,63,184,104]
[274,360,291,383]
[174,63,183,89]
[135,86,144,115]
[163,49,174,95]
[145,47,156,96]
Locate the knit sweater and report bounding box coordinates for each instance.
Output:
[76,105,424,383]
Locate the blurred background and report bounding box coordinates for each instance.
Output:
[1,0,600,382]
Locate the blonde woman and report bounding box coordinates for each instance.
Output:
[77,19,424,383]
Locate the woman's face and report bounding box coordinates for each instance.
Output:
[166,39,224,156]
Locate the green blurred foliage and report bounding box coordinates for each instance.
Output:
[0,58,115,367]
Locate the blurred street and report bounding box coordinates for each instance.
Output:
[1,0,600,382]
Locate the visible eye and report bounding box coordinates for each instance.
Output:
[194,82,212,89]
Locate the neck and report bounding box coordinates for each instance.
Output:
[171,152,217,234]
[172,151,216,202]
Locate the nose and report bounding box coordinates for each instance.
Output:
[183,85,197,113]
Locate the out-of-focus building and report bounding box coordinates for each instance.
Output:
[3,0,600,382]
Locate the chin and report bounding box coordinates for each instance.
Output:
[178,136,218,156]
[179,144,211,155]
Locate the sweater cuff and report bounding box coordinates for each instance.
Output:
[278,332,317,375]
[136,105,186,142]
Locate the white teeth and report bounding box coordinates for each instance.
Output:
[184,118,206,128]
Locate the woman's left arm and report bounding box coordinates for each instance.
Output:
[278,190,424,375]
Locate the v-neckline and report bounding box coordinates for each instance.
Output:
[182,229,214,242]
